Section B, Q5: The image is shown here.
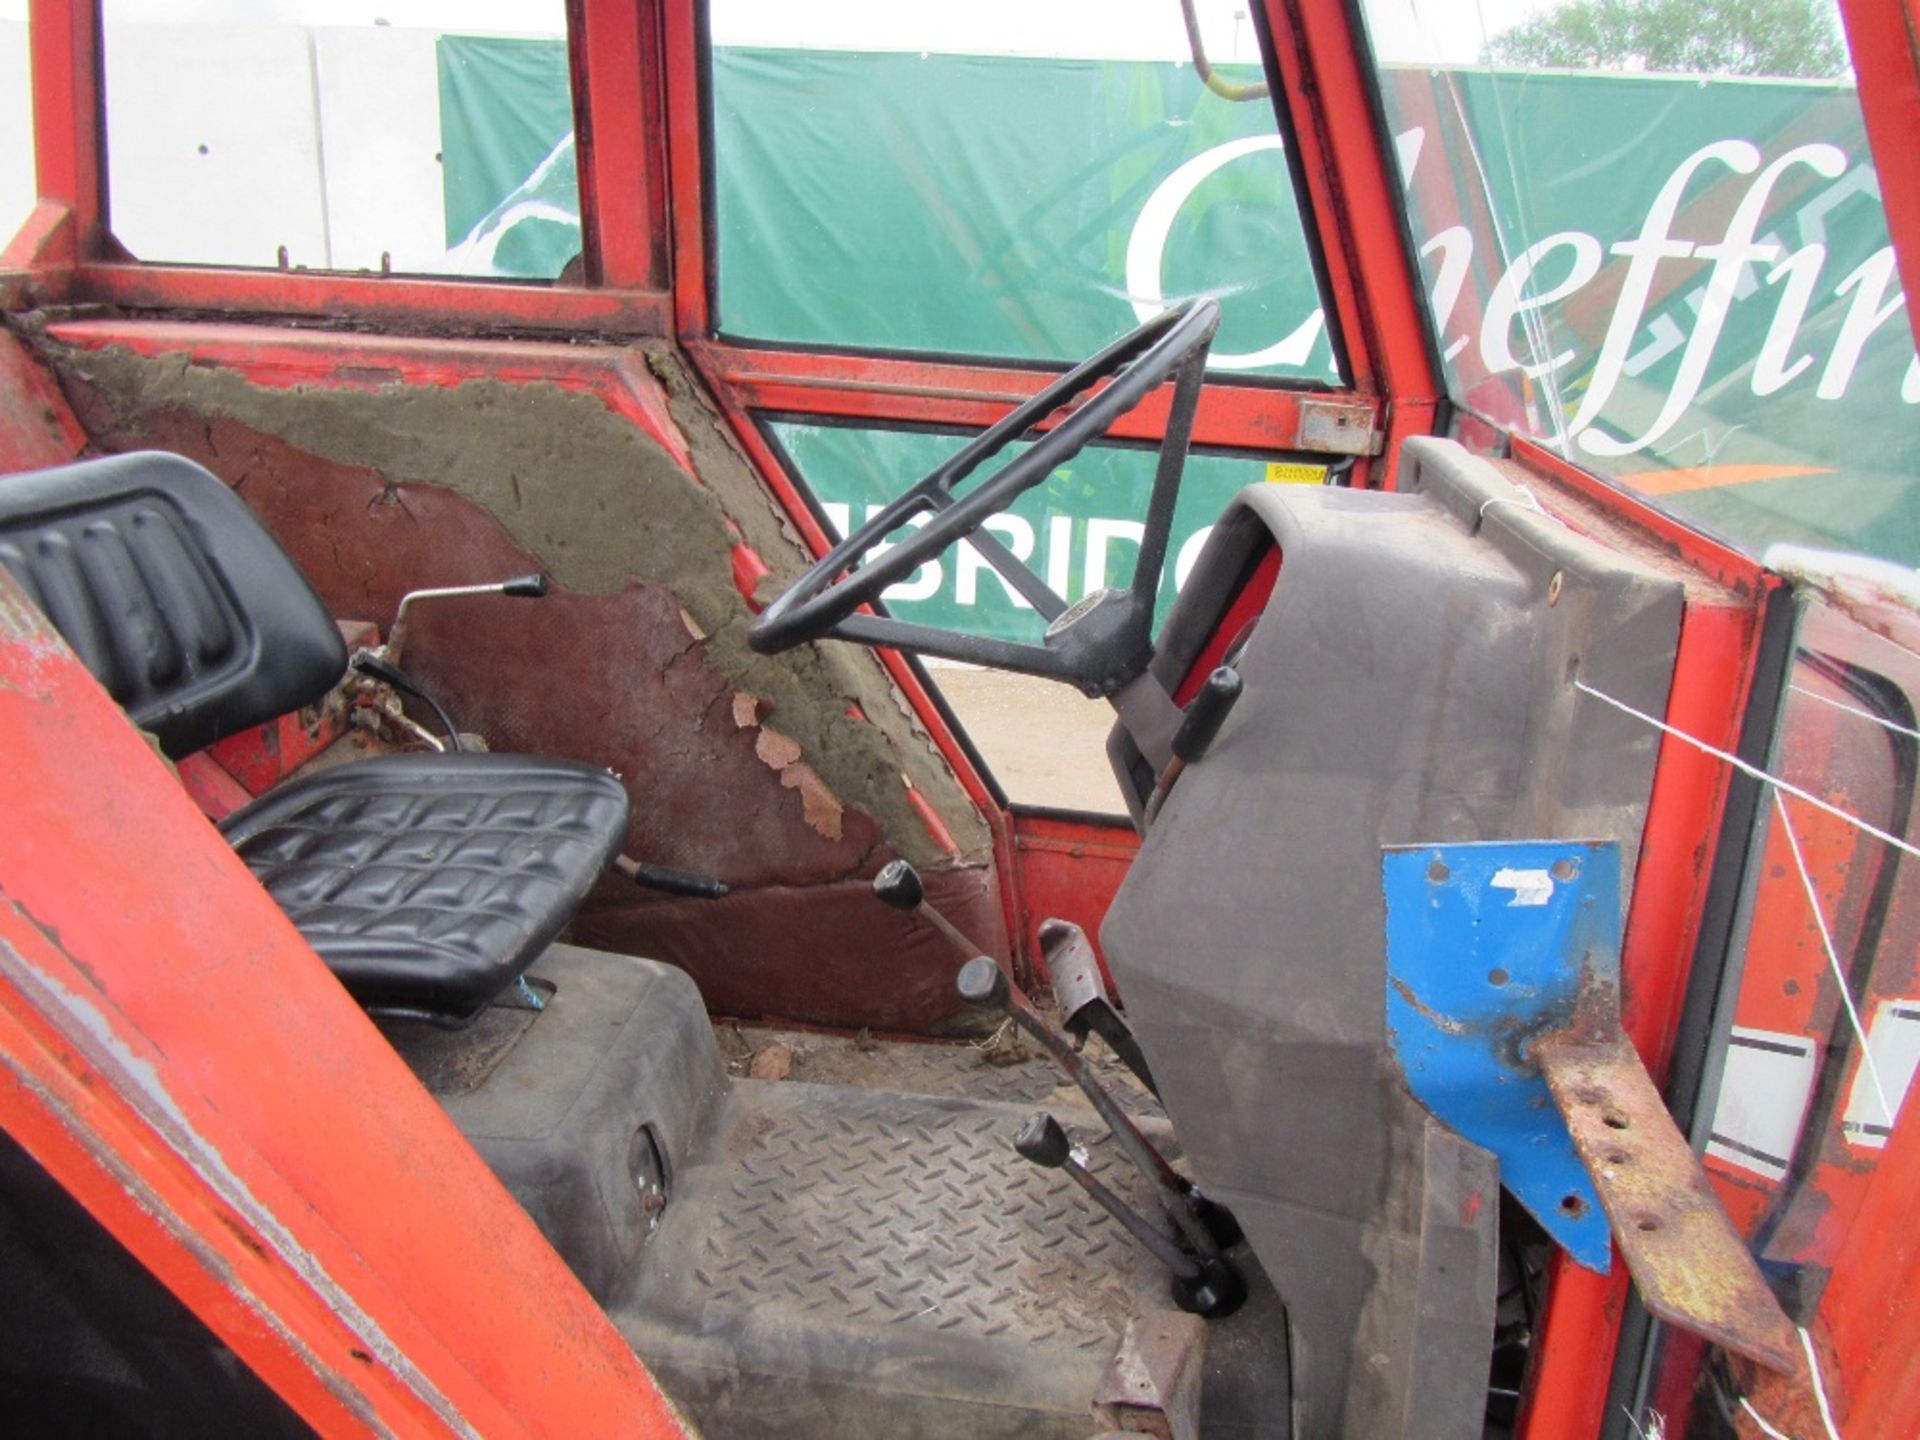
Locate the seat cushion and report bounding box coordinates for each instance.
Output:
[220,753,631,1018]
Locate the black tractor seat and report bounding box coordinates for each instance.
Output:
[0,450,629,1023]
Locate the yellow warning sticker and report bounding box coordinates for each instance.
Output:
[1264,462,1327,485]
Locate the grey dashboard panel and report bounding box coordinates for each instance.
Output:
[1102,438,1684,1440]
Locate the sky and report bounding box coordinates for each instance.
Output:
[24,0,1568,66]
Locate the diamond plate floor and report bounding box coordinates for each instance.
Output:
[718,1021,1167,1120]
[616,1079,1283,1439]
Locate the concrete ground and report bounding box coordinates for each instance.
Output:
[927,662,1127,814]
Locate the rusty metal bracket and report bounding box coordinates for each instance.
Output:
[1295,397,1381,456]
[1092,1310,1206,1440]
[1383,840,1799,1373]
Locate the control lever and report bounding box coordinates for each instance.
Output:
[872,858,992,956]
[615,855,729,899]
[875,855,1243,1253]
[1142,666,1242,825]
[1014,1112,1244,1319]
[957,956,1240,1258]
[383,571,551,666]
[1038,918,1157,1096]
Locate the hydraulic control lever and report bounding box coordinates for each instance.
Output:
[957,956,1240,1258]
[614,855,730,900]
[872,858,992,956]
[382,572,551,667]
[1014,1112,1245,1320]
[1143,666,1241,825]
[348,572,552,753]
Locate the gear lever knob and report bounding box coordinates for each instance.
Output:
[872,859,925,911]
[1014,1112,1071,1169]
[956,955,1011,1010]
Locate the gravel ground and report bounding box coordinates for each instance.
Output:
[927,663,1127,814]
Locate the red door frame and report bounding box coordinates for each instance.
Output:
[0,583,692,1438]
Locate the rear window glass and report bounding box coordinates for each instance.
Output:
[1356,0,1920,568]
[708,0,1345,383]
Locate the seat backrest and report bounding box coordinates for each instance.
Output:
[0,451,347,757]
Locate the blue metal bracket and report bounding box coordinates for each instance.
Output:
[1382,839,1621,1272]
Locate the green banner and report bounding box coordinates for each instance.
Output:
[437,40,1919,591]
[438,36,578,279]
[766,422,1318,644]
[1381,66,1914,568]
[712,48,1337,382]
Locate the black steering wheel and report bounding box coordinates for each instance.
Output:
[748,299,1220,697]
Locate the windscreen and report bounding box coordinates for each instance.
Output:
[1355,0,1919,568]
[708,0,1346,383]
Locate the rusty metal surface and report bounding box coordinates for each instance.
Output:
[0,329,86,473]
[1039,917,1109,1020]
[1535,1025,1800,1374]
[1295,397,1381,456]
[1092,1310,1207,1440]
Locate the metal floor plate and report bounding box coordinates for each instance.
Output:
[616,1079,1279,1439]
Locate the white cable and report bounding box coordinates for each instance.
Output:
[1789,683,1920,743]
[1772,790,1895,1123]
[1739,1395,1796,1439]
[1800,1326,1845,1440]
[1574,680,1920,864]
[1731,1328,1847,1439]
[1478,485,1549,523]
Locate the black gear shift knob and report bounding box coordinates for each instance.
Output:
[872,859,924,911]
[1014,1112,1071,1169]
[956,955,1011,1010]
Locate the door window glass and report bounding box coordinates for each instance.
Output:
[1,0,32,251]
[1356,0,1920,568]
[100,1,578,279]
[709,1,1345,383]
[764,417,1325,811]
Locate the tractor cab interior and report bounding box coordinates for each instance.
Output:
[2,3,1919,1440]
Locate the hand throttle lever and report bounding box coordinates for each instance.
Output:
[1143,665,1241,824]
[614,856,729,899]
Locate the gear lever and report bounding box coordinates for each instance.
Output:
[872,859,1242,1253]
[1014,1112,1245,1319]
[957,956,1240,1260]
[872,858,989,956]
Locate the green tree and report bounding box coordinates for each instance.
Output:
[1483,0,1849,78]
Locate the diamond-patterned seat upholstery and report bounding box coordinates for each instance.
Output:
[1,451,630,1021]
[222,755,631,1018]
